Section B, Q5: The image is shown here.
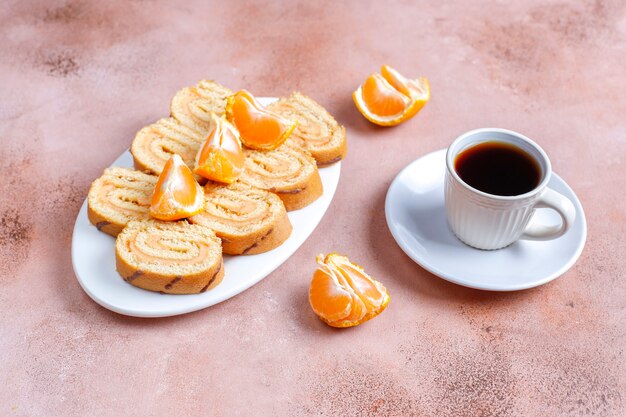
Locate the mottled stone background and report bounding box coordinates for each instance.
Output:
[1,1,625,416]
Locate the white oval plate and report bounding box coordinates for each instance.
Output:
[385,149,586,291]
[72,98,341,317]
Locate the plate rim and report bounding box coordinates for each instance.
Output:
[384,148,587,291]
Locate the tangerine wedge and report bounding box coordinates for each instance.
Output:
[309,253,390,328]
[353,65,430,126]
[194,113,245,184]
[150,154,204,221]
[225,90,297,150]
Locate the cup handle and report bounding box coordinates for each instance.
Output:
[521,188,576,241]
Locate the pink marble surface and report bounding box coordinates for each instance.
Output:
[1,1,625,416]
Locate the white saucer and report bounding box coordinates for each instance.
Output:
[385,149,586,291]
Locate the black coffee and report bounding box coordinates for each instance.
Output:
[454,141,541,196]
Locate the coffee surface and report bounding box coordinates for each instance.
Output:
[454,141,541,196]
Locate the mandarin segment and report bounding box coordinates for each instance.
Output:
[353,65,430,126]
[380,64,430,102]
[336,259,387,311]
[380,64,413,97]
[194,113,245,184]
[362,73,410,116]
[225,90,297,150]
[150,154,204,221]
[309,267,354,323]
[308,253,390,328]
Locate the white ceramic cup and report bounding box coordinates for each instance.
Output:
[444,128,576,250]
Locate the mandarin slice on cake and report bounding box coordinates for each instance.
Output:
[309,253,390,328]
[353,65,430,126]
[150,154,204,221]
[194,113,245,184]
[225,90,297,150]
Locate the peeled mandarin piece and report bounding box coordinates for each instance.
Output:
[380,64,413,97]
[353,66,430,127]
[150,154,205,220]
[225,90,296,150]
[309,266,354,324]
[328,257,389,325]
[309,253,390,328]
[194,113,245,184]
[381,65,430,101]
[361,73,409,117]
[328,254,388,312]
[326,262,367,327]
[339,287,367,326]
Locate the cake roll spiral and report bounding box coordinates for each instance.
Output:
[87,167,157,236]
[115,219,224,294]
[131,117,206,175]
[189,182,292,255]
[239,140,323,211]
[268,92,347,165]
[170,80,233,130]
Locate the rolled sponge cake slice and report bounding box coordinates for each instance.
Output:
[115,219,224,294]
[189,181,292,255]
[239,140,323,211]
[87,167,157,237]
[268,92,347,166]
[170,80,233,131]
[130,117,206,175]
